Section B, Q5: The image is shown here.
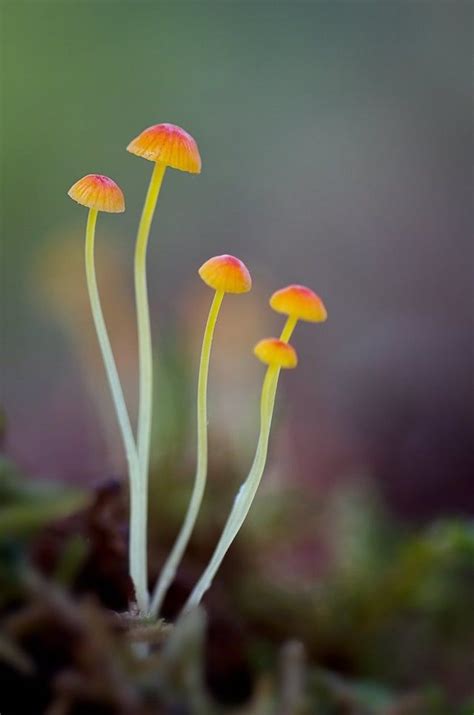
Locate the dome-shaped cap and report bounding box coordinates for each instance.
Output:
[270,284,327,323]
[126,123,201,173]
[68,174,125,213]
[199,255,252,294]
[254,338,298,369]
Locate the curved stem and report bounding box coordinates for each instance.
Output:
[150,290,224,616]
[180,313,300,613]
[182,364,280,613]
[84,209,148,614]
[280,315,297,343]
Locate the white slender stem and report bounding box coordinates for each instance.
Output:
[85,208,149,614]
[150,290,224,616]
[182,365,280,613]
[132,162,166,615]
[180,314,298,613]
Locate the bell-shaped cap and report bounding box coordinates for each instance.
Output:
[126,123,201,173]
[68,174,125,213]
[199,255,252,294]
[254,338,298,369]
[270,284,327,323]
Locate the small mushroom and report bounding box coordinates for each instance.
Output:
[67,175,149,615]
[150,254,251,617]
[270,284,327,342]
[68,173,125,213]
[182,335,299,613]
[254,337,298,370]
[126,123,202,506]
[198,253,252,293]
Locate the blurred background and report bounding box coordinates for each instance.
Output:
[1,1,473,712]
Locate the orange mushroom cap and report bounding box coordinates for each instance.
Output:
[126,123,201,173]
[254,338,298,369]
[199,255,252,294]
[67,174,125,213]
[270,284,327,323]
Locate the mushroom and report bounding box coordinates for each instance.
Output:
[67,174,149,614]
[270,284,328,342]
[182,337,298,613]
[126,123,202,504]
[254,337,298,369]
[150,255,251,617]
[68,173,125,214]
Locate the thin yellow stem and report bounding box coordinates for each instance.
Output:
[135,161,167,480]
[150,290,224,616]
[279,314,298,343]
[84,209,148,614]
[182,364,280,613]
[180,314,300,613]
[134,160,167,610]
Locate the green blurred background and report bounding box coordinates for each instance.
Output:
[2,0,471,496]
[1,1,473,709]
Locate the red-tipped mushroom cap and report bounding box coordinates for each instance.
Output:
[199,255,252,294]
[254,338,298,369]
[270,285,327,323]
[126,123,201,173]
[67,174,125,213]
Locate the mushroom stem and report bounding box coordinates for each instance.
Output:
[280,314,298,343]
[84,208,149,614]
[134,160,167,605]
[180,314,299,613]
[150,289,225,616]
[135,161,167,479]
[182,364,280,613]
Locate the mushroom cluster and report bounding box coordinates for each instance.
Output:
[67,123,327,619]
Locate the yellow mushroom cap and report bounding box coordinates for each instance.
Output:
[254,338,298,369]
[270,284,327,323]
[67,174,125,213]
[199,254,252,294]
[126,123,201,173]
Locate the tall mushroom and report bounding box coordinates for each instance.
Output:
[126,123,201,495]
[127,124,201,601]
[150,254,252,616]
[67,174,149,614]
